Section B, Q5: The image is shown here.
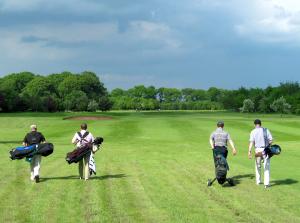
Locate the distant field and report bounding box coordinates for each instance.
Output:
[0,111,299,223]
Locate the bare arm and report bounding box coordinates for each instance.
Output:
[209,139,214,149]
[248,142,253,159]
[72,133,78,144]
[229,139,237,155]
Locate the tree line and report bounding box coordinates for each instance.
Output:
[110,84,300,114]
[0,72,299,114]
[0,72,111,112]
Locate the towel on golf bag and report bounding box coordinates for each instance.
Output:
[65,144,92,164]
[10,144,37,160]
[89,154,96,176]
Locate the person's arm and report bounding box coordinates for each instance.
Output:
[267,129,273,145]
[90,133,95,143]
[227,133,236,155]
[248,142,253,159]
[23,134,28,146]
[40,133,46,143]
[209,133,214,149]
[229,139,237,155]
[72,133,78,144]
[248,131,254,159]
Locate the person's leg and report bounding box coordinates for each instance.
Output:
[30,158,35,181]
[83,153,91,180]
[264,157,270,186]
[79,159,83,179]
[255,156,262,184]
[33,155,41,177]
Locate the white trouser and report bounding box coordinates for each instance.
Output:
[255,148,270,185]
[30,155,42,180]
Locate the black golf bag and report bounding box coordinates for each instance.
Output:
[207,147,234,186]
[66,137,103,164]
[9,143,54,160]
[36,143,54,157]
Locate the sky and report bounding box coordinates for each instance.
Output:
[0,0,300,90]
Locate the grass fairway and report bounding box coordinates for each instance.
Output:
[0,111,299,223]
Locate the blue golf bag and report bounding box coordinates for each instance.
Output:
[10,145,37,160]
[9,143,54,160]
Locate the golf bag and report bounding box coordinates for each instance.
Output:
[36,143,54,157]
[207,147,234,186]
[263,128,281,159]
[264,144,281,158]
[9,144,37,160]
[9,143,54,160]
[66,137,103,164]
[215,154,229,184]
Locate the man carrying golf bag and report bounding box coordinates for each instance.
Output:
[71,123,94,180]
[23,124,46,183]
[208,121,237,186]
[248,119,273,189]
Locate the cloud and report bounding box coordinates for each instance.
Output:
[128,21,181,49]
[0,0,105,13]
[232,0,300,44]
[0,0,43,12]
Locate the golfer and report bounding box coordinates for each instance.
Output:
[210,121,237,158]
[23,124,46,183]
[248,119,273,188]
[72,123,94,180]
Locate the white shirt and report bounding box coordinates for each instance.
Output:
[249,127,272,148]
[72,130,94,147]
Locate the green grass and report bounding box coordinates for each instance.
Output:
[0,111,299,223]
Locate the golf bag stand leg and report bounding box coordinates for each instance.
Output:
[207,177,216,186]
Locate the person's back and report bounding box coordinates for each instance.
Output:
[72,123,94,180]
[211,128,230,148]
[24,131,45,146]
[250,127,271,149]
[210,121,237,158]
[73,130,93,148]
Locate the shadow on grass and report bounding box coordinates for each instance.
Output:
[40,174,127,182]
[0,141,21,144]
[221,174,255,187]
[40,175,79,182]
[90,174,127,180]
[270,178,298,187]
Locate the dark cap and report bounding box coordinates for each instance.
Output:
[217,121,224,127]
[254,119,261,125]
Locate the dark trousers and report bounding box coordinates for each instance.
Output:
[213,146,228,166]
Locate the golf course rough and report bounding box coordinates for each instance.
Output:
[0,111,299,223]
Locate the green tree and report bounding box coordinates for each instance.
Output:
[99,96,113,111]
[87,100,99,112]
[240,99,254,113]
[64,91,89,111]
[21,76,58,111]
[270,96,291,117]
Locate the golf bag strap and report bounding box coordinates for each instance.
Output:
[77,131,90,143]
[263,128,268,148]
